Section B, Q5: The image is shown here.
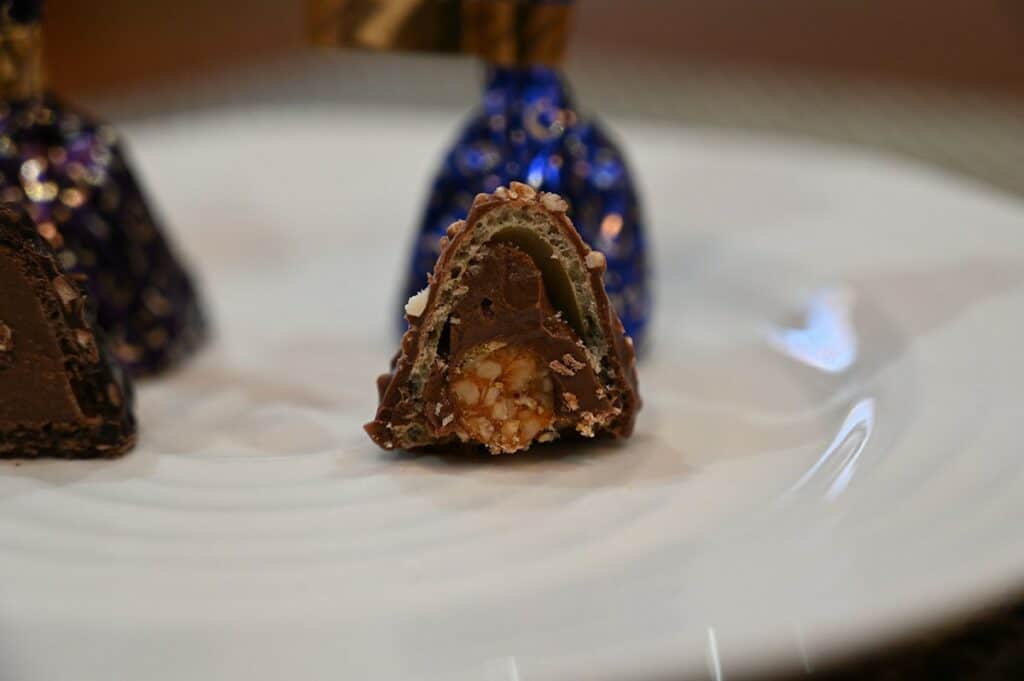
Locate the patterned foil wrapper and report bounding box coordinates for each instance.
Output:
[405,65,651,350]
[0,95,207,376]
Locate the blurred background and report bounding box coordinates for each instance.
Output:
[44,0,1024,195]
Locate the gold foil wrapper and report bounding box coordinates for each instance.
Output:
[308,0,573,66]
[0,16,42,100]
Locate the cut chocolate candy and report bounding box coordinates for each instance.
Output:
[0,95,208,377]
[0,203,136,458]
[366,182,640,454]
[0,1,208,376]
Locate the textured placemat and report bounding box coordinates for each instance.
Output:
[94,53,1024,680]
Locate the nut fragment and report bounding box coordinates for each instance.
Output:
[446,219,466,238]
[52,275,78,309]
[509,181,537,200]
[74,328,100,363]
[540,192,569,213]
[405,287,430,318]
[562,353,586,371]
[549,359,574,377]
[451,379,480,405]
[585,250,606,271]
[576,411,599,438]
[449,344,556,454]
[476,360,501,380]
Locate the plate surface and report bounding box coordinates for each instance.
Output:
[1,106,1024,681]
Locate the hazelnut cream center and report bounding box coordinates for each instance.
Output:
[449,344,556,454]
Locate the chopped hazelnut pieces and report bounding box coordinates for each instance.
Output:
[449,344,556,454]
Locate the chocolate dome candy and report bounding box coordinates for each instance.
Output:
[0,203,136,458]
[0,96,208,375]
[367,183,640,454]
[0,1,207,376]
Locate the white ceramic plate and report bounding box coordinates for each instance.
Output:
[2,106,1023,681]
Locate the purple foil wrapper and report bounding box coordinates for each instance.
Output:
[0,95,207,376]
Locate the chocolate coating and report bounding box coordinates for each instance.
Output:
[0,203,136,458]
[367,183,639,453]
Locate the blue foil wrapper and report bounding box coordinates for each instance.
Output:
[405,65,651,351]
[0,95,207,376]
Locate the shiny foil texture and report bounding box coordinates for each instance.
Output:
[405,66,651,350]
[0,95,207,376]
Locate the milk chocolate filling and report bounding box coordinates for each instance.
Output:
[420,242,615,447]
[0,254,80,423]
